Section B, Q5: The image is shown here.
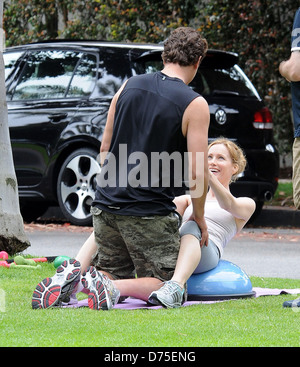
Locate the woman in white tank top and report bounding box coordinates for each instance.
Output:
[149,138,256,306]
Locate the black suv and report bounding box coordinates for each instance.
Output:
[4,41,279,225]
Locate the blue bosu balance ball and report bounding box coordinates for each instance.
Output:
[187,260,255,301]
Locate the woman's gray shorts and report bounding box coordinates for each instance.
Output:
[180,220,220,274]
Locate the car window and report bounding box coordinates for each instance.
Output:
[11,50,97,100]
[143,60,162,74]
[12,50,81,100]
[3,51,24,79]
[91,48,131,98]
[67,53,97,97]
[133,57,163,75]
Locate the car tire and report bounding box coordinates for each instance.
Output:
[57,148,100,226]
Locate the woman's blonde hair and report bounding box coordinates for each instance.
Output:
[208,137,247,182]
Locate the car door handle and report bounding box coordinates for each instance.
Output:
[48,113,68,123]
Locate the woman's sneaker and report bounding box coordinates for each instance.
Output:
[148,281,185,308]
[81,266,120,310]
[32,259,81,309]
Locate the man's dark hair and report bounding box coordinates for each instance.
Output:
[162,27,208,67]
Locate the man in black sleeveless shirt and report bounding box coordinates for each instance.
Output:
[84,27,210,310]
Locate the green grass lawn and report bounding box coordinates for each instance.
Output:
[0,263,299,347]
[271,181,294,207]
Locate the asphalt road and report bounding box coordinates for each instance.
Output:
[224,228,300,280]
[23,224,300,280]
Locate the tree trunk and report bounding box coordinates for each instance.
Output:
[0,0,30,255]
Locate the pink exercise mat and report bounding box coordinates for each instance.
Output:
[62,287,300,309]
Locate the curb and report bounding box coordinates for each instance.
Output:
[250,206,300,228]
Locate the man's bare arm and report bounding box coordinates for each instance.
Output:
[279,51,300,82]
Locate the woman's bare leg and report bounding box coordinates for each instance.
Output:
[112,277,162,302]
[169,234,201,288]
[75,232,97,273]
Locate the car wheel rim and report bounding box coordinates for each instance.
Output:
[60,154,100,221]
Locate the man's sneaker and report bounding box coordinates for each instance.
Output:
[148,281,185,308]
[32,259,81,309]
[283,298,300,308]
[81,266,120,310]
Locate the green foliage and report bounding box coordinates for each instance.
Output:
[4,0,196,44]
[58,0,196,42]
[195,0,299,155]
[272,181,294,207]
[3,0,299,154]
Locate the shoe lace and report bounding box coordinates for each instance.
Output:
[161,281,183,297]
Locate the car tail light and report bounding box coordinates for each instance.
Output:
[253,107,273,129]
